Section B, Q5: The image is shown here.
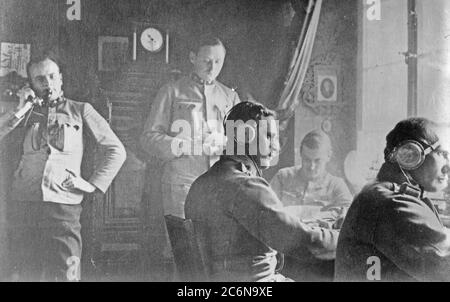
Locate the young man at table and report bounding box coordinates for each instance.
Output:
[271,129,353,210]
[270,130,353,280]
[335,118,450,281]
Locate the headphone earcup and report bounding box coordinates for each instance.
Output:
[234,124,257,144]
[247,126,256,143]
[392,141,425,170]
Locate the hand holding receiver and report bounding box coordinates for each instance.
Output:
[12,86,42,122]
[16,85,36,109]
[0,87,39,140]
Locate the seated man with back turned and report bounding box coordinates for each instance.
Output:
[335,117,450,281]
[270,130,353,281]
[185,101,339,282]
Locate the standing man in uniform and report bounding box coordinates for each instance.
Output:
[140,35,240,218]
[3,51,126,281]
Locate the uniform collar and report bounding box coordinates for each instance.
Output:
[43,93,65,108]
[297,167,329,185]
[190,72,215,86]
[220,155,262,177]
[377,162,423,194]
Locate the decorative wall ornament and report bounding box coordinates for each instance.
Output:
[315,65,338,102]
[299,0,355,117]
[321,118,332,133]
[301,63,346,115]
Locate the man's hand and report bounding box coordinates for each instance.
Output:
[62,169,96,193]
[15,86,36,110]
[319,205,349,229]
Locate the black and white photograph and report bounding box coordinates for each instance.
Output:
[0,0,450,289]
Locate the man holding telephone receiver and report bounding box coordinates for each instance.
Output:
[1,51,126,281]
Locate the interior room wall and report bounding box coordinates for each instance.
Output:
[351,0,408,192]
[416,0,450,128]
[293,0,358,184]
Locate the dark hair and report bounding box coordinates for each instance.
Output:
[384,117,440,161]
[189,34,226,55]
[26,49,63,79]
[224,101,275,130]
[223,101,275,158]
[300,130,332,153]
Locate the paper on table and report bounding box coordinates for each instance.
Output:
[285,203,340,217]
[283,205,323,221]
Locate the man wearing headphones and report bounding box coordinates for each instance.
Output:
[335,117,450,281]
[185,101,339,281]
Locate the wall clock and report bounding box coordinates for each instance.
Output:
[131,22,170,66]
[140,27,164,53]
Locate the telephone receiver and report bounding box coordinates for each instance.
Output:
[31,88,52,106]
[14,88,52,121]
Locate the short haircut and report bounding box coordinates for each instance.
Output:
[189,34,226,55]
[26,49,62,79]
[223,101,275,156]
[300,130,332,153]
[224,101,275,133]
[384,117,439,161]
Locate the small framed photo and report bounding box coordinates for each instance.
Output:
[98,36,129,71]
[315,66,338,102]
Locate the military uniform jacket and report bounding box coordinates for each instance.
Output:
[185,155,339,281]
[270,165,353,207]
[8,98,126,204]
[335,162,450,281]
[140,74,240,186]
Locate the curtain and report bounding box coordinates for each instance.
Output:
[276,0,323,129]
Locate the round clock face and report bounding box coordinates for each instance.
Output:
[140,27,164,52]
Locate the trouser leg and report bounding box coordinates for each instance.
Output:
[40,202,82,282]
[7,201,43,281]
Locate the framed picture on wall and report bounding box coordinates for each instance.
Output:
[314,65,338,102]
[0,42,31,78]
[98,36,129,71]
